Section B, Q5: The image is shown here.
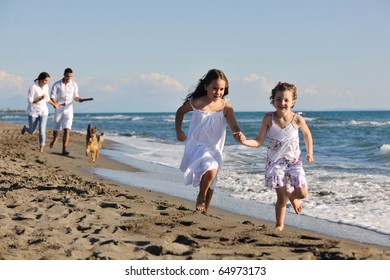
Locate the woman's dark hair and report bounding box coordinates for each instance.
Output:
[184,69,229,102]
[34,72,50,82]
[64,68,73,75]
[270,82,297,107]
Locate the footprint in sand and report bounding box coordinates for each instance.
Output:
[237,236,257,244]
[145,245,163,256]
[191,234,211,240]
[120,212,135,217]
[159,212,169,216]
[299,235,322,241]
[178,221,194,227]
[173,235,198,247]
[156,204,168,210]
[99,202,119,209]
[177,206,191,211]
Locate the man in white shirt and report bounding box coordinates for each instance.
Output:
[49,68,83,155]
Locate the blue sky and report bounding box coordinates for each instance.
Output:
[1,0,389,112]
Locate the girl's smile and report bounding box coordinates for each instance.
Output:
[205,79,226,102]
[273,90,295,112]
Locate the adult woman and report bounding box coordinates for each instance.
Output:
[21,72,58,152]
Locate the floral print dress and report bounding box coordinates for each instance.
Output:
[265,112,307,192]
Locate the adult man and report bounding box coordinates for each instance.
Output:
[50,68,83,155]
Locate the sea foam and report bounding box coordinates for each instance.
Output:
[379,144,390,155]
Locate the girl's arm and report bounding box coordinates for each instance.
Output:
[296,115,314,163]
[242,114,270,147]
[175,100,192,141]
[224,102,246,142]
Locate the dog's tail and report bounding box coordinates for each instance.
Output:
[98,132,105,148]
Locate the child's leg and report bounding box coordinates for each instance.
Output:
[275,187,289,231]
[197,169,217,212]
[288,187,308,214]
[204,188,214,213]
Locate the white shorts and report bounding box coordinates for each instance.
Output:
[53,111,73,131]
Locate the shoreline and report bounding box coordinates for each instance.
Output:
[95,146,390,247]
[1,120,389,259]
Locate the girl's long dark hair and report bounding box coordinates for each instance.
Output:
[184,69,229,102]
[34,72,50,82]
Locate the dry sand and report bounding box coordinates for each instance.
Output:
[1,120,389,260]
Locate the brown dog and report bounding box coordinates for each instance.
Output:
[86,124,105,163]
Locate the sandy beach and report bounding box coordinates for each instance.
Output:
[0,120,389,260]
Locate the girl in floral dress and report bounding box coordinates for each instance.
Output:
[242,82,314,231]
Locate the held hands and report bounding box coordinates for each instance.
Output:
[50,100,59,109]
[233,131,246,143]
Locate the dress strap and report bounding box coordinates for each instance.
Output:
[265,112,274,121]
[189,97,196,110]
[292,112,302,121]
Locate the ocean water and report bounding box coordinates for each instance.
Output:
[2,111,390,240]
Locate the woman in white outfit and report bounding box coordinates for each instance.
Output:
[21,72,58,152]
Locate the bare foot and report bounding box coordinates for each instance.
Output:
[39,146,44,153]
[275,225,284,231]
[196,195,206,213]
[290,199,302,214]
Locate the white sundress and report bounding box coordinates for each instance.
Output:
[265,112,307,191]
[179,99,226,190]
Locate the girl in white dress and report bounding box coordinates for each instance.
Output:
[175,69,245,213]
[242,82,314,231]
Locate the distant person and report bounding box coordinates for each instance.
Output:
[21,72,58,152]
[241,82,314,231]
[175,69,245,213]
[49,68,84,155]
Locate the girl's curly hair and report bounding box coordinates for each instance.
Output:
[270,82,297,107]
